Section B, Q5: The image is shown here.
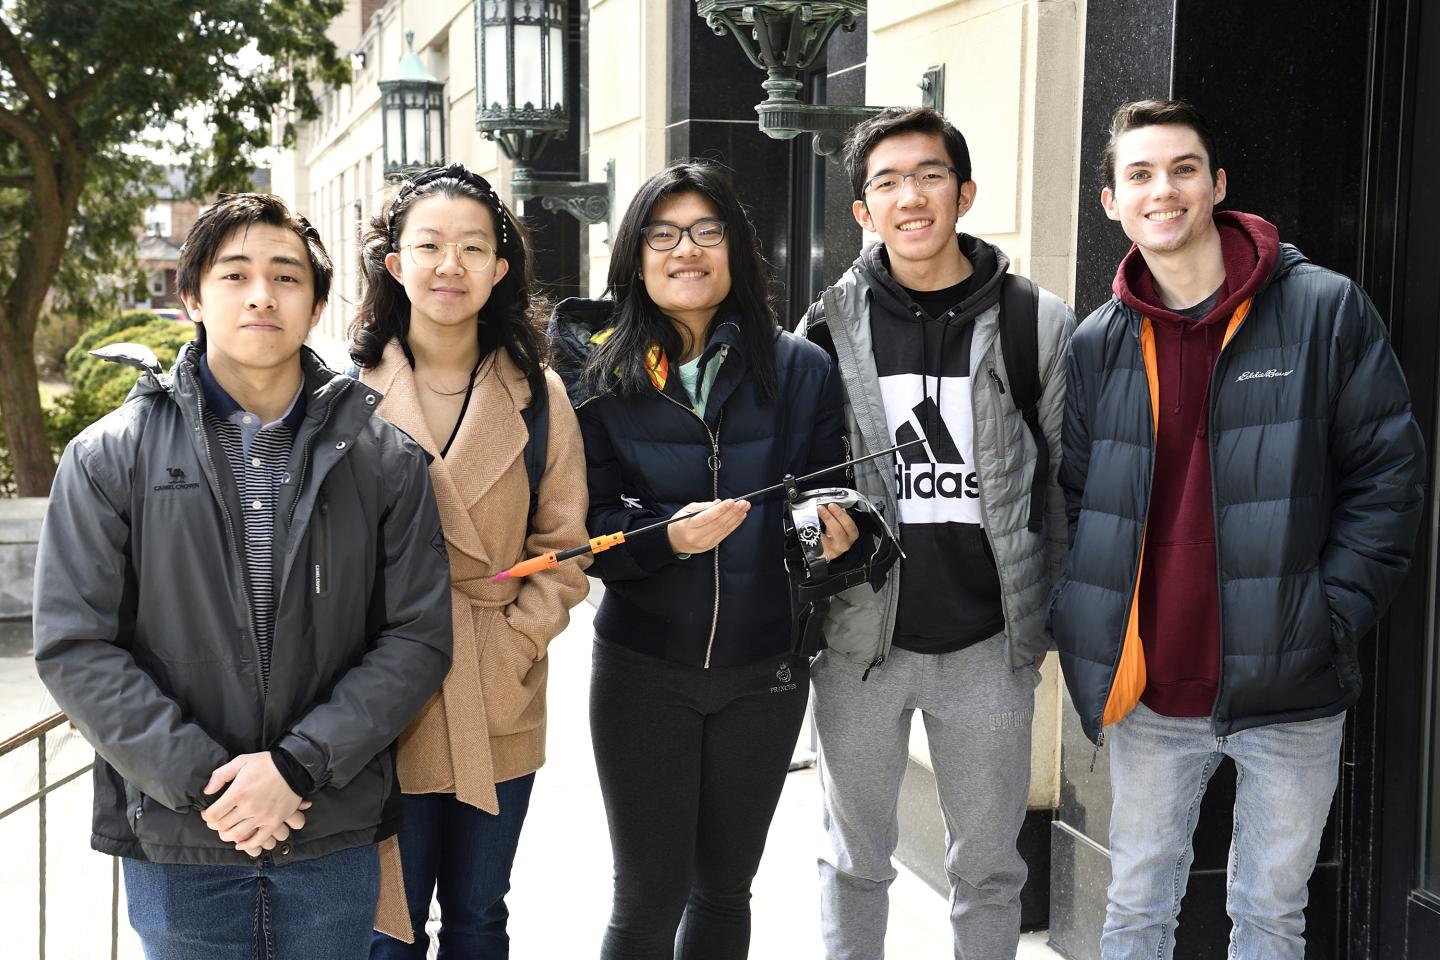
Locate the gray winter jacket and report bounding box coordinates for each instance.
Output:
[798,241,1075,670]
[33,343,453,865]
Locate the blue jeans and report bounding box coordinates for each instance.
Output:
[369,776,535,960]
[123,843,380,960]
[1101,703,1345,960]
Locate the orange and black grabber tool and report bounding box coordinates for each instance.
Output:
[491,437,924,581]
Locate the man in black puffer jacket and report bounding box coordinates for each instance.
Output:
[1051,100,1424,960]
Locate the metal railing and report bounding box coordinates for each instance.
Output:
[0,711,121,960]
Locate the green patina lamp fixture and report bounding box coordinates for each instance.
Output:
[697,0,944,156]
[379,30,448,177]
[475,0,612,234]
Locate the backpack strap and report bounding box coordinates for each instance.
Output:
[520,365,550,532]
[998,274,1045,533]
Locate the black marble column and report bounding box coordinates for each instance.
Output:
[666,5,800,320]
[1057,2,1373,958]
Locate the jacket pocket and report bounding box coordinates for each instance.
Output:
[475,606,546,738]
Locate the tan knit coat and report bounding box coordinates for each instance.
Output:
[362,341,590,940]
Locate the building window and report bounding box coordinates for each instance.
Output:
[143,203,172,237]
[148,271,166,297]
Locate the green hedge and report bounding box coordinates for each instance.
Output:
[1,311,194,496]
[47,312,194,456]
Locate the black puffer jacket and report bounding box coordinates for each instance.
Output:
[1051,244,1425,742]
[550,298,845,667]
[34,344,453,864]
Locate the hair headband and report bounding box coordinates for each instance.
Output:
[388,162,511,250]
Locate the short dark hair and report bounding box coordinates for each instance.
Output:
[1100,99,1220,190]
[177,193,333,310]
[843,106,972,201]
[587,160,780,403]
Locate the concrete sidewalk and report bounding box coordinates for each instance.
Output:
[506,593,1064,959]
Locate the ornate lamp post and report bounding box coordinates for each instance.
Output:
[697,0,943,156]
[379,30,447,177]
[476,0,612,232]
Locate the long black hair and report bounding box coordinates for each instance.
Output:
[349,163,547,376]
[584,160,779,403]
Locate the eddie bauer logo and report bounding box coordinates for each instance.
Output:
[153,465,200,492]
[1236,368,1294,382]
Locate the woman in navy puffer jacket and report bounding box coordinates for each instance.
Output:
[550,161,853,960]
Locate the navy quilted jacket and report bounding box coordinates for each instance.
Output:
[1051,244,1426,741]
[550,298,846,667]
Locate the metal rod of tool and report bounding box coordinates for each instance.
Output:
[493,437,923,580]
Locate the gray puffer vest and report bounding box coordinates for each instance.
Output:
[798,247,1075,671]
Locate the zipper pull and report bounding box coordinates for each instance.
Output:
[1089,730,1105,773]
[708,439,721,472]
[988,368,1007,394]
[861,654,885,682]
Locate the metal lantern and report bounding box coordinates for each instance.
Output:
[476,0,569,167]
[697,1,942,156]
[474,0,612,232]
[379,30,446,176]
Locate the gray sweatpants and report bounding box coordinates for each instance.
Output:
[811,635,1038,960]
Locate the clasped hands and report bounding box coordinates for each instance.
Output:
[201,752,310,859]
[667,499,860,560]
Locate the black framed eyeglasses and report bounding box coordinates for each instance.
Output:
[640,218,728,251]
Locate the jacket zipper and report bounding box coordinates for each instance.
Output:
[823,290,900,675]
[973,351,1009,655]
[1204,306,1254,734]
[656,390,725,668]
[286,380,346,528]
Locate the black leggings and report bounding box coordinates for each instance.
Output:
[590,638,809,960]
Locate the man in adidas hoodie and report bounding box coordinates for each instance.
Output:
[797,106,1074,959]
[1050,99,1424,959]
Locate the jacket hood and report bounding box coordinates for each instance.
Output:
[857,232,1009,324]
[547,296,615,406]
[1113,211,1281,327]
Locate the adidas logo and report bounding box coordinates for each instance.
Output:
[894,397,979,501]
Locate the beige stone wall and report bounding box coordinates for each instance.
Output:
[584,0,669,295]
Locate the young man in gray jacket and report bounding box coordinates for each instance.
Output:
[33,194,453,960]
[798,107,1074,958]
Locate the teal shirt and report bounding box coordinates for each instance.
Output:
[677,344,728,416]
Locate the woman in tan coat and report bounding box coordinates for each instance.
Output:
[352,163,590,959]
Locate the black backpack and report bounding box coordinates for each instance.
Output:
[997,274,1046,534]
[345,362,550,531]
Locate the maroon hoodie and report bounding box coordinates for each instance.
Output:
[1112,211,1280,717]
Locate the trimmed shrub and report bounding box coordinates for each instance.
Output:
[49,312,193,452]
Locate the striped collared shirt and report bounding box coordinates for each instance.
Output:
[198,354,306,692]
